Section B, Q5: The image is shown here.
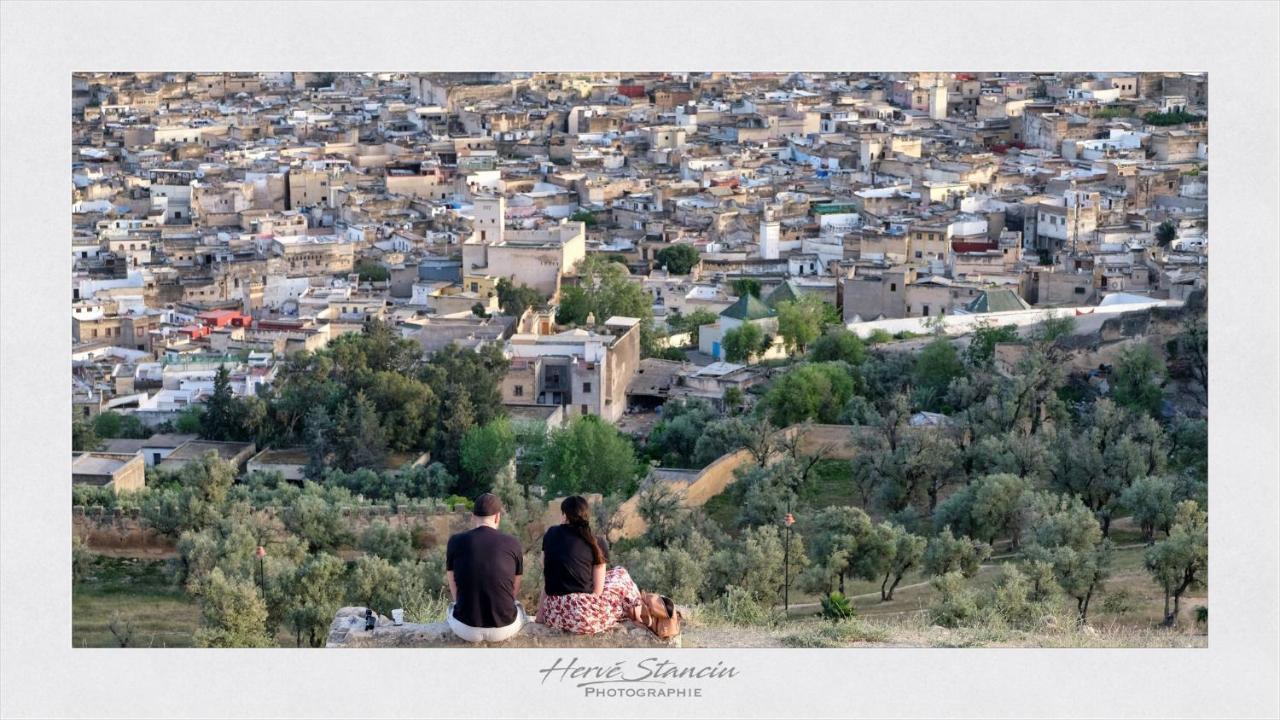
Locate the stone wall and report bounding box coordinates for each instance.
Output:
[325,606,680,648]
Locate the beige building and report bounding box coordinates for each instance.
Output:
[502,316,641,423]
[72,452,146,494]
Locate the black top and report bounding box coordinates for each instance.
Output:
[542,524,610,597]
[445,526,524,628]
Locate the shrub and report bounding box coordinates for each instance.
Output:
[820,591,856,622]
[866,329,894,345]
[1194,605,1208,627]
[928,572,981,628]
[703,585,782,628]
[1100,589,1135,616]
[781,618,889,647]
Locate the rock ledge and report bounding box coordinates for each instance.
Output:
[326,607,681,648]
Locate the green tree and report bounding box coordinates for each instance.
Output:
[722,323,766,363]
[707,524,805,604]
[286,552,347,647]
[761,362,857,426]
[730,278,761,299]
[72,417,101,451]
[1155,220,1177,247]
[200,365,239,441]
[803,506,893,594]
[637,481,684,549]
[922,527,991,578]
[331,391,388,472]
[646,398,718,468]
[655,244,701,275]
[360,520,414,562]
[934,473,1032,547]
[1047,398,1166,536]
[282,486,351,551]
[569,209,598,227]
[355,260,390,282]
[349,555,402,615]
[666,308,719,338]
[174,406,204,434]
[496,277,545,317]
[809,327,866,366]
[913,338,965,411]
[192,568,274,648]
[1111,344,1166,416]
[776,295,832,355]
[1120,475,1178,544]
[460,418,517,488]
[1021,493,1113,625]
[92,410,150,440]
[1144,500,1207,626]
[879,523,926,601]
[540,414,640,496]
[964,323,1020,368]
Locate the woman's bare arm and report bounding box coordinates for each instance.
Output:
[592,563,606,596]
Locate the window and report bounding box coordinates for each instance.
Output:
[581,405,589,415]
[923,306,930,316]
[915,251,923,259]
[1074,286,1086,295]
[513,385,524,397]
[583,382,592,393]
[890,283,897,292]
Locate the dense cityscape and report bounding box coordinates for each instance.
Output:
[69,71,1209,649]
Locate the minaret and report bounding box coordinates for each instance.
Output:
[759,207,780,260]
[929,78,948,121]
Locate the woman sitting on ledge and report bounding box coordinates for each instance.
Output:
[537,495,642,634]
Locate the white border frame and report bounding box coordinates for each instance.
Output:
[2,1,1277,718]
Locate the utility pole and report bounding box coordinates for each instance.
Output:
[783,502,795,613]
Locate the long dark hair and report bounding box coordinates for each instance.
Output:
[561,495,605,565]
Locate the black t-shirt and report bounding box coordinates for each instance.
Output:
[445,526,524,628]
[542,524,610,597]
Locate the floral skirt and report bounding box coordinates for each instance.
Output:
[538,566,642,635]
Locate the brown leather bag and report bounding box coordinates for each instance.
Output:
[630,592,681,639]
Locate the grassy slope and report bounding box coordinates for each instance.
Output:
[72,557,200,648]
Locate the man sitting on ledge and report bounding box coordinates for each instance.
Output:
[445,493,528,643]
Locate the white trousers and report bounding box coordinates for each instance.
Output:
[447,602,528,643]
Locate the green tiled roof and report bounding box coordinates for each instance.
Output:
[765,280,798,307]
[721,293,776,321]
[965,288,1032,313]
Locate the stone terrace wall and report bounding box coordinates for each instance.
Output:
[326,606,680,648]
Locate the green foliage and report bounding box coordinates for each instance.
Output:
[923,527,991,578]
[707,524,805,604]
[703,585,783,628]
[569,209,598,227]
[359,520,414,562]
[776,295,834,355]
[286,552,347,647]
[1119,475,1177,543]
[965,323,1020,368]
[92,410,150,440]
[1111,344,1166,416]
[282,484,353,551]
[928,571,981,628]
[730,278,761,299]
[761,362,858,426]
[1144,110,1204,126]
[555,255,651,328]
[1144,500,1207,626]
[1022,493,1114,624]
[722,322,767,363]
[866,328,894,345]
[934,473,1032,546]
[460,418,516,487]
[348,555,401,614]
[355,260,390,282]
[1155,220,1177,248]
[665,308,719,338]
[174,407,204,434]
[637,482,684,549]
[821,591,856,622]
[654,244,700,275]
[540,415,639,496]
[809,327,866,365]
[495,277,544,317]
[802,506,893,594]
[913,338,965,411]
[1032,313,1076,345]
[878,522,926,601]
[73,417,102,451]
[191,568,274,648]
[646,398,719,468]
